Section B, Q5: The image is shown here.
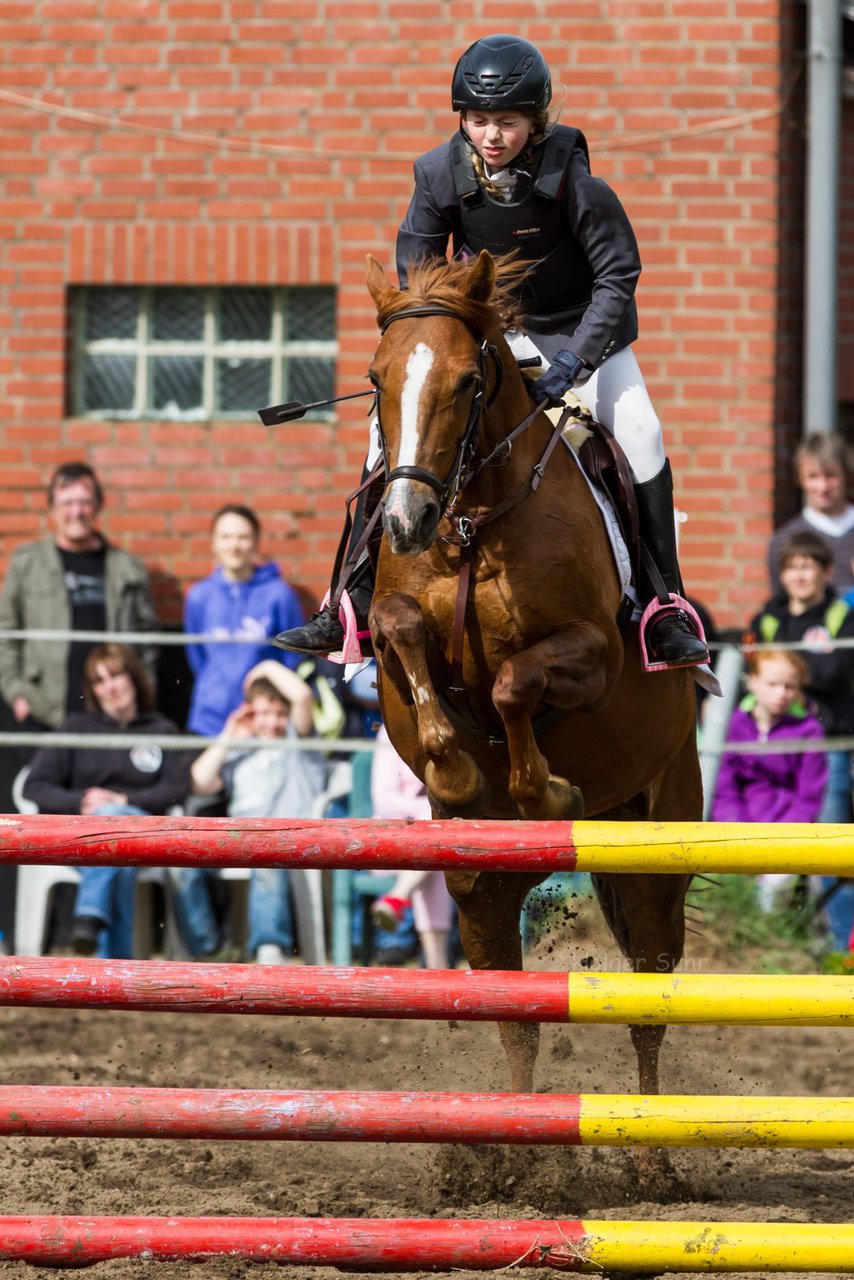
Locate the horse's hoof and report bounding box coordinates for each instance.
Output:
[425,755,489,818]
[632,1148,690,1202]
[520,777,585,821]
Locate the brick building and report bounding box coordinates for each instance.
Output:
[0,1,848,643]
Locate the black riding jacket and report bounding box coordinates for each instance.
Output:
[395,124,641,370]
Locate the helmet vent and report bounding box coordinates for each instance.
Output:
[465,69,525,97]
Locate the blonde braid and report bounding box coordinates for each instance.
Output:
[469,145,502,198]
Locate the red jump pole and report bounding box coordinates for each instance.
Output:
[0,1085,583,1144]
[0,958,567,1021]
[0,813,578,871]
[0,1216,588,1268]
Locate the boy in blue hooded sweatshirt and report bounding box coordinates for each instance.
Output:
[184,505,304,737]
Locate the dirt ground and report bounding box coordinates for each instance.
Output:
[0,905,852,1280]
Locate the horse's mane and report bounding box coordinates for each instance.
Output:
[378,254,528,334]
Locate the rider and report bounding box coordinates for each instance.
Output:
[276,33,708,669]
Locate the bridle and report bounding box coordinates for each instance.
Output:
[376,305,504,510]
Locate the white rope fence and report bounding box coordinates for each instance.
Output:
[0,628,377,754]
[0,629,851,758]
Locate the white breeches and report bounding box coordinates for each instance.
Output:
[367,417,383,469]
[366,339,665,485]
[506,335,665,484]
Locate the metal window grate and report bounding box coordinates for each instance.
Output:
[69,286,337,421]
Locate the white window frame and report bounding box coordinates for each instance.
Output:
[69,285,337,421]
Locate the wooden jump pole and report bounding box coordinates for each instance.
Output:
[0,1216,851,1270]
[1,959,851,1026]
[1,813,854,874]
[0,1086,852,1148]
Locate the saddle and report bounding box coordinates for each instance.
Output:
[568,403,642,590]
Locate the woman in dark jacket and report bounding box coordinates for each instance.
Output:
[25,643,192,957]
[276,33,708,670]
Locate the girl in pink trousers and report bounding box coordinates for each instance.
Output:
[369,725,455,969]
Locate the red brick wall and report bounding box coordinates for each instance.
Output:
[0,1,809,631]
[839,97,854,407]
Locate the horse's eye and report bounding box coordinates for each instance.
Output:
[367,372,381,391]
[457,372,479,395]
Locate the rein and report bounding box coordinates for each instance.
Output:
[445,402,573,703]
[377,302,575,735]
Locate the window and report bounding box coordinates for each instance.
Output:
[67,286,337,420]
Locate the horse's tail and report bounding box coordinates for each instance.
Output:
[591,873,632,960]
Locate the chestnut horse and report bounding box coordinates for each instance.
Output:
[365,250,702,1101]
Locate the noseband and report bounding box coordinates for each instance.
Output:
[377,305,503,508]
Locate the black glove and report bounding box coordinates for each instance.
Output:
[534,349,586,407]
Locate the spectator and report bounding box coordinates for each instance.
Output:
[749,530,854,825]
[184,504,304,738]
[712,648,827,824]
[711,648,827,913]
[23,644,192,958]
[768,432,854,597]
[368,725,455,969]
[0,461,155,732]
[182,660,328,964]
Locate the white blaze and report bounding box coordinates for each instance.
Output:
[397,342,434,466]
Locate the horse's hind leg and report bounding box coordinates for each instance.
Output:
[446,868,546,1092]
[593,870,691,1093]
[594,867,691,1194]
[372,593,488,816]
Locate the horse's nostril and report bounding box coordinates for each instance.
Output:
[382,509,401,540]
[416,503,440,545]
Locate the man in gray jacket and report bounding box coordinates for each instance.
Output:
[0,461,156,730]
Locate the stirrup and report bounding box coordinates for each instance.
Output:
[639,593,709,673]
[321,588,371,665]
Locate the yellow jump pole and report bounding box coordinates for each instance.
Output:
[567,820,854,875]
[578,1094,854,1148]
[1,1216,852,1269]
[580,1220,854,1272]
[567,972,854,1025]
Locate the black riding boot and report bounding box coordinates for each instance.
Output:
[635,460,709,667]
[274,570,374,656]
[275,462,378,657]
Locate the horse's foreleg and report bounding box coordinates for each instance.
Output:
[492,623,620,820]
[372,593,488,816]
[446,868,546,1092]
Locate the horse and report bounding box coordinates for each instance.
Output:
[364,249,703,1110]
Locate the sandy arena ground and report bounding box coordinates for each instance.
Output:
[0,905,851,1280]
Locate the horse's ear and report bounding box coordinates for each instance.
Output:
[366,254,398,309]
[466,250,496,303]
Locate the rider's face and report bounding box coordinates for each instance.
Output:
[462,110,534,170]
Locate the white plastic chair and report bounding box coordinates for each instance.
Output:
[11,767,182,958]
[207,868,328,966]
[177,776,337,967]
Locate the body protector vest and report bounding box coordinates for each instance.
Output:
[450,124,592,319]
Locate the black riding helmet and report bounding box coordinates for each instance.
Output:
[451,34,551,114]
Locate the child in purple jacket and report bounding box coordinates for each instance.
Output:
[713,648,827,823]
[712,647,828,911]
